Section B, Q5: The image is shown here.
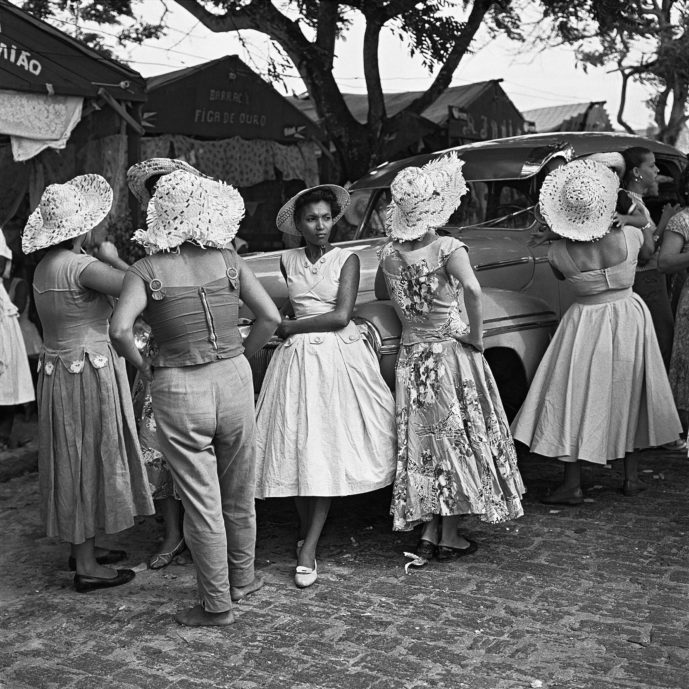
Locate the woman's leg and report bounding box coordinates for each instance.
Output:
[294,497,309,542]
[622,453,646,496]
[437,515,471,550]
[71,538,118,578]
[420,515,440,544]
[297,496,331,570]
[157,497,184,553]
[541,460,584,504]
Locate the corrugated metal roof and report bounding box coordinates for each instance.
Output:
[522,102,609,133]
[288,80,516,125]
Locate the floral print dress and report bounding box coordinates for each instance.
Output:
[668,209,689,412]
[378,235,525,531]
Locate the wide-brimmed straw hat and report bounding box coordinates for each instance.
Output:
[133,170,245,254]
[539,159,619,242]
[22,175,113,254]
[276,185,350,236]
[385,152,467,241]
[127,158,209,206]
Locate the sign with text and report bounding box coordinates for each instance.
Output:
[144,56,319,142]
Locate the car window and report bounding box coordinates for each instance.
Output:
[354,189,391,239]
[331,189,382,242]
[448,182,487,227]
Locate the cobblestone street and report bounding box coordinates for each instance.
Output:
[1,447,688,689]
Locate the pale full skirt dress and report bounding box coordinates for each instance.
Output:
[379,236,525,531]
[33,251,153,543]
[512,226,682,462]
[667,210,689,413]
[255,247,396,498]
[0,281,34,406]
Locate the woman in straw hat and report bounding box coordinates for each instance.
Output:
[110,170,280,626]
[23,175,154,593]
[123,158,211,572]
[376,152,525,560]
[254,184,396,588]
[512,159,682,504]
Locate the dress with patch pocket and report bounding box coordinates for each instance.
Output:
[32,250,153,543]
[255,247,397,498]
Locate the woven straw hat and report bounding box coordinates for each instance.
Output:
[127,158,209,206]
[22,175,113,254]
[133,170,245,254]
[385,152,468,241]
[585,152,626,177]
[539,159,619,242]
[276,185,350,236]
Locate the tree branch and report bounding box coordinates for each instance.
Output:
[616,67,637,135]
[403,0,494,116]
[362,15,386,128]
[315,0,339,68]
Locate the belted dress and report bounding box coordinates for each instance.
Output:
[512,225,682,462]
[255,246,396,498]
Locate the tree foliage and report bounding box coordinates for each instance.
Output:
[541,0,689,145]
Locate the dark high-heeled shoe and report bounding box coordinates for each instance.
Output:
[68,549,127,571]
[73,568,135,593]
[415,539,437,560]
[436,540,478,561]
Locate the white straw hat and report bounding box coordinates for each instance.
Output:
[539,159,619,242]
[22,175,113,254]
[276,185,350,236]
[127,158,209,206]
[385,152,467,241]
[133,170,245,254]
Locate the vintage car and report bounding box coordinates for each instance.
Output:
[241,132,686,418]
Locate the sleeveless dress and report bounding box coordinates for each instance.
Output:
[8,277,42,357]
[667,210,689,412]
[512,226,682,462]
[379,236,525,531]
[33,250,153,543]
[0,280,34,406]
[255,247,396,498]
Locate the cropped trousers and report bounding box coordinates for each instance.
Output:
[152,356,256,612]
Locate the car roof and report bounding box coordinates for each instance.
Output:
[349,132,687,189]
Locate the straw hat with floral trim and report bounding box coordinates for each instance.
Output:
[127,158,209,206]
[385,152,468,242]
[539,159,619,242]
[22,175,113,254]
[276,185,350,237]
[133,170,245,254]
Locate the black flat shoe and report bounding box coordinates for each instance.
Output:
[68,549,127,571]
[415,539,437,560]
[73,568,135,593]
[622,480,648,497]
[436,540,478,561]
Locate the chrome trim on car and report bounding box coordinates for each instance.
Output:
[485,319,558,337]
[484,310,554,324]
[474,257,532,271]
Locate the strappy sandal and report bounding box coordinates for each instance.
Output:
[148,538,186,570]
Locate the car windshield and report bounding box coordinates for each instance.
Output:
[351,181,537,239]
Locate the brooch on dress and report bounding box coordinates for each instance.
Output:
[149,278,165,301]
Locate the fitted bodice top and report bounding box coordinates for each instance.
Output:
[33,251,112,352]
[282,247,352,319]
[129,245,243,367]
[548,225,642,299]
[378,235,470,345]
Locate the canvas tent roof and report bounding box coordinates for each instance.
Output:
[288,80,521,126]
[0,0,145,101]
[144,56,321,142]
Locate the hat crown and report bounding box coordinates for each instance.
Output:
[40,184,85,223]
[561,175,600,213]
[391,168,435,214]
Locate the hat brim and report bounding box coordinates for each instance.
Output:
[22,175,113,254]
[276,185,350,236]
[539,160,618,242]
[127,158,209,206]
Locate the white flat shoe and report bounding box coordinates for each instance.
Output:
[294,559,317,588]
